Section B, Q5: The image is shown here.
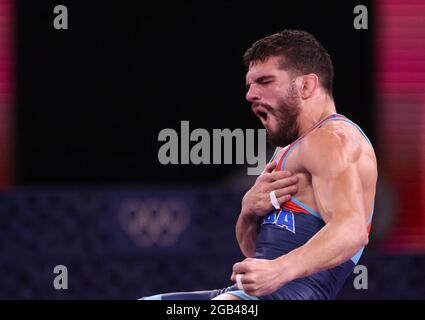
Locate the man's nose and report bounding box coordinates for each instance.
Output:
[246,85,260,103]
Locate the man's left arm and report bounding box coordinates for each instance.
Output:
[231,128,371,296]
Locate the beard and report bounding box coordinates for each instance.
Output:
[266,82,301,147]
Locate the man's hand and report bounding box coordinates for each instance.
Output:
[241,161,298,217]
[230,258,292,296]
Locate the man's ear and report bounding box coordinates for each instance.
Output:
[296,73,319,99]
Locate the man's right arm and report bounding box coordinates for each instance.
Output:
[235,162,298,257]
[236,201,261,258]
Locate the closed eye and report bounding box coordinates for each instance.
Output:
[259,80,272,85]
[256,76,274,86]
[245,76,275,91]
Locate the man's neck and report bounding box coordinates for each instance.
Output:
[297,97,336,137]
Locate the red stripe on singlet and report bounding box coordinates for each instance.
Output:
[281,200,310,214]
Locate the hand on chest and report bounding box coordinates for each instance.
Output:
[272,144,314,201]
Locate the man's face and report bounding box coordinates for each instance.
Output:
[245,56,301,147]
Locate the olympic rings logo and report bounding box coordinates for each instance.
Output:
[118,197,190,247]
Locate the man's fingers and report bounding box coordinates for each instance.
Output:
[232,260,252,274]
[274,185,298,197]
[269,170,293,181]
[263,161,276,174]
[260,170,288,183]
[233,272,255,291]
[278,194,291,204]
[230,271,236,282]
[269,176,298,190]
[240,283,256,292]
[232,262,244,274]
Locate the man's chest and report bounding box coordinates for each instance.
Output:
[272,145,313,198]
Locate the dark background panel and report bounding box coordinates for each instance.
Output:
[15,0,374,185]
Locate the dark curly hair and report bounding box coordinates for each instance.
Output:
[243,30,334,95]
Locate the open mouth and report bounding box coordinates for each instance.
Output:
[252,105,270,123]
[257,110,268,121]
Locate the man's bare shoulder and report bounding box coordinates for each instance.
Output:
[299,120,370,175]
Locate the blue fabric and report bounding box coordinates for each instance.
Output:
[254,209,355,299]
[140,209,355,300]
